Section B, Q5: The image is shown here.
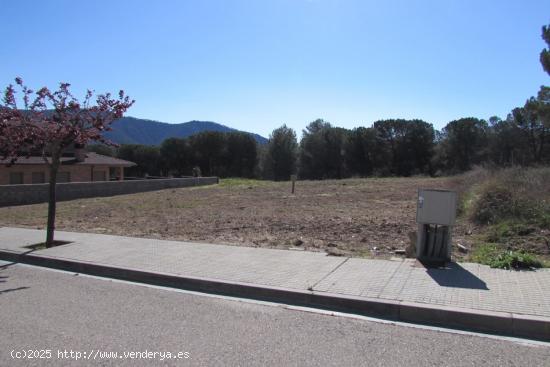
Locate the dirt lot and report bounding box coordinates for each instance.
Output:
[0,177,480,259]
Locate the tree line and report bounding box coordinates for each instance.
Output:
[268,108,548,180]
[92,103,549,181]
[91,24,549,180]
[91,131,258,178]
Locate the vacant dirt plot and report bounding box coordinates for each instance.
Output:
[0,177,478,259]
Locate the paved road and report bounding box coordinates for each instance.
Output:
[1,263,549,367]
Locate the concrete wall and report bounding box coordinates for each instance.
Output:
[0,177,219,207]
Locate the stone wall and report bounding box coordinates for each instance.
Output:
[0,177,219,207]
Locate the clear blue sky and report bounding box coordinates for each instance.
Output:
[1,0,548,138]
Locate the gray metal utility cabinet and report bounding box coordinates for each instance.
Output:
[416,189,457,263]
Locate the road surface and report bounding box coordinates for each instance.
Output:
[1,262,548,366]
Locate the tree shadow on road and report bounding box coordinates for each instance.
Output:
[0,251,35,295]
[0,286,29,295]
[0,249,36,270]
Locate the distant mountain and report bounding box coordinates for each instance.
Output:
[104,117,268,145]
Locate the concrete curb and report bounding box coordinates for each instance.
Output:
[1,249,548,341]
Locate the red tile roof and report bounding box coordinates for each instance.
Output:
[1,152,136,167]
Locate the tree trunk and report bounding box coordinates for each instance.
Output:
[45,156,60,248]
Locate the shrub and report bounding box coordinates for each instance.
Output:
[470,243,543,270]
[471,185,514,224]
[487,250,542,270]
[469,167,550,227]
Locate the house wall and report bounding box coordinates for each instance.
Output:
[0,177,219,207]
[0,165,112,185]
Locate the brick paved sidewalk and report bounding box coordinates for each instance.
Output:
[1,226,549,319]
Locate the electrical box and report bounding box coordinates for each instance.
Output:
[416,189,457,264]
[416,189,457,226]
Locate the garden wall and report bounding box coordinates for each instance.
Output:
[0,177,219,207]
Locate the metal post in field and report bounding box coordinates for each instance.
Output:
[290,174,297,194]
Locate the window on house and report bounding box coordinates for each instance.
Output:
[9,172,24,185]
[57,172,71,183]
[93,170,106,181]
[31,172,45,184]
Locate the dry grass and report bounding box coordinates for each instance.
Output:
[461,167,550,264]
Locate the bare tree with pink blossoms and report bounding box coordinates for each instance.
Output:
[1,78,134,247]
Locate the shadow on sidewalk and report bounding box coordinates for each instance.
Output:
[424,262,488,290]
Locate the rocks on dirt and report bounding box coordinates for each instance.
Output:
[293,239,304,246]
[326,248,347,257]
[288,247,305,251]
[457,243,469,253]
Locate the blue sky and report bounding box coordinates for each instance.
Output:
[1,0,548,138]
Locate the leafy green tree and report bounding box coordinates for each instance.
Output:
[299,119,332,179]
[439,117,489,172]
[323,127,350,179]
[431,130,450,174]
[373,120,402,173]
[225,132,257,178]
[487,116,527,166]
[187,131,226,176]
[344,127,377,177]
[511,87,550,164]
[299,119,349,179]
[399,120,435,175]
[263,124,298,181]
[541,24,550,76]
[117,144,161,177]
[373,119,435,176]
[160,137,190,176]
[484,23,550,168]
[87,143,116,157]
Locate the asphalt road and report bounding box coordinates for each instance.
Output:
[1,262,549,367]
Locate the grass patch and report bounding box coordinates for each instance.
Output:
[537,212,550,229]
[458,189,476,217]
[218,178,271,188]
[470,243,544,270]
[485,221,536,243]
[356,248,374,259]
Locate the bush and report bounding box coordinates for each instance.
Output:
[469,167,550,227]
[472,185,514,224]
[487,250,542,270]
[470,244,543,270]
[460,168,550,267]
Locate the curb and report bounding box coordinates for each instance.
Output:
[1,249,548,341]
